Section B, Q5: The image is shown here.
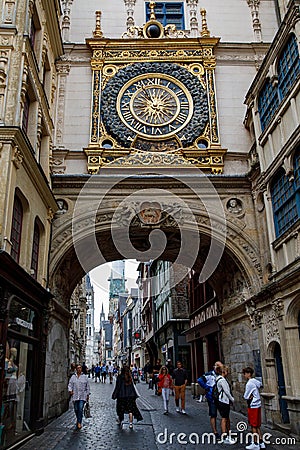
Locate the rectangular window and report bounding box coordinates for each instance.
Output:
[146,2,184,30]
[272,161,300,237]
[10,197,23,263]
[30,222,40,279]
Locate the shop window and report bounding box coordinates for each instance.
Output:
[271,151,300,237]
[146,2,185,30]
[10,196,23,263]
[30,220,40,280]
[278,33,300,99]
[258,80,279,132]
[2,338,34,446]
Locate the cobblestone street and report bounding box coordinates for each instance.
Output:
[17,379,297,450]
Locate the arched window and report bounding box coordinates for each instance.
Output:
[278,34,300,99]
[258,80,279,132]
[10,196,23,263]
[271,150,300,237]
[30,220,40,279]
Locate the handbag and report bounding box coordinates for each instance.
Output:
[83,401,91,418]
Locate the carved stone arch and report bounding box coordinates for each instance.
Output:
[49,202,262,307]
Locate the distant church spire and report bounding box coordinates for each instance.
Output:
[100,302,105,326]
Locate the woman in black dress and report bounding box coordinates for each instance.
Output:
[112,365,143,429]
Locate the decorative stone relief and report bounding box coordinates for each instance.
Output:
[11,146,23,168]
[124,0,136,30]
[186,0,199,37]
[61,0,73,42]
[3,1,16,24]
[265,310,280,345]
[55,199,68,216]
[227,198,244,216]
[223,272,250,311]
[47,208,55,223]
[54,64,70,146]
[0,51,8,122]
[113,201,185,228]
[245,300,263,328]
[265,300,284,345]
[247,0,262,42]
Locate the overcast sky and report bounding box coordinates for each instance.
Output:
[90,260,139,328]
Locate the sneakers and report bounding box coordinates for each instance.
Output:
[163,410,168,415]
[176,407,180,413]
[222,437,236,445]
[181,409,186,414]
[246,443,260,450]
[259,443,266,449]
[129,423,133,429]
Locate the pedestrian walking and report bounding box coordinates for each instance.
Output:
[172,361,188,414]
[107,361,114,384]
[68,364,90,430]
[158,366,173,415]
[166,358,175,396]
[112,365,143,429]
[101,363,107,383]
[152,359,162,394]
[143,360,153,384]
[242,367,265,450]
[214,365,235,444]
[69,362,76,379]
[165,359,174,377]
[81,362,88,375]
[94,363,101,382]
[197,360,223,439]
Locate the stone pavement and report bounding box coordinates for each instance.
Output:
[17,379,297,450]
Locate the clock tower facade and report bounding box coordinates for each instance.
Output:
[85,7,225,173]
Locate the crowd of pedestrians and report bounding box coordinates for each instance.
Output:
[68,358,264,449]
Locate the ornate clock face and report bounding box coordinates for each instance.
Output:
[101,62,209,148]
[117,74,193,139]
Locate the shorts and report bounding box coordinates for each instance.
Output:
[217,401,230,419]
[208,400,217,418]
[248,407,261,427]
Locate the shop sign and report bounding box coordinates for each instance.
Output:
[16,317,33,330]
[190,302,218,329]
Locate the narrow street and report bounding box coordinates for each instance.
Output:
[18,379,296,450]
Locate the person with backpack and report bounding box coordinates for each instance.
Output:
[197,360,223,439]
[214,365,235,444]
[242,367,265,450]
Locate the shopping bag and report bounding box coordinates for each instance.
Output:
[84,401,91,418]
